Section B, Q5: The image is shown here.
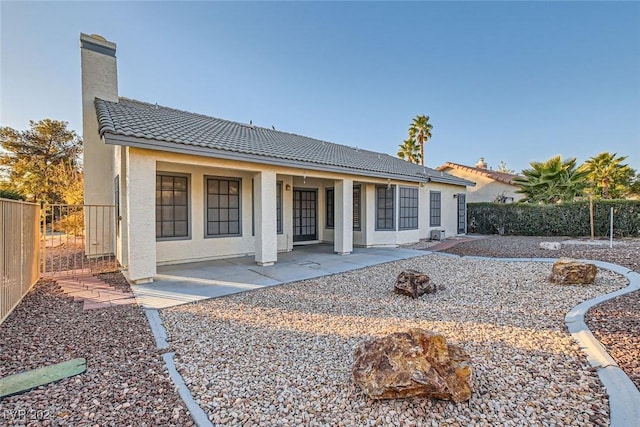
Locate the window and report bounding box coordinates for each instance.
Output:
[277,181,283,234]
[156,173,189,239]
[399,187,419,230]
[430,191,441,227]
[326,188,335,229]
[376,186,395,230]
[353,185,361,230]
[326,185,361,230]
[206,177,241,237]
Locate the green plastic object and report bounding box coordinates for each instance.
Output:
[0,358,87,398]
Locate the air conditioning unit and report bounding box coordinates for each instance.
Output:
[431,229,445,241]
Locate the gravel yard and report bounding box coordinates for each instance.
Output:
[442,235,640,391]
[161,255,627,426]
[0,278,192,426]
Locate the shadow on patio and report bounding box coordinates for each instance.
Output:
[130,244,427,309]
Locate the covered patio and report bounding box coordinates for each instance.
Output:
[130,244,426,309]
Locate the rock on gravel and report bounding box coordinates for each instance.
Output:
[161,255,626,426]
[0,278,193,426]
[444,235,640,393]
[352,328,472,402]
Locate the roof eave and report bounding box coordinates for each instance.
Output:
[104,132,472,185]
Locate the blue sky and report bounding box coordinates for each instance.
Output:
[1,1,639,173]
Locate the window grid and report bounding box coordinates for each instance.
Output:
[206,177,241,237]
[156,174,189,239]
[276,181,283,234]
[327,185,361,230]
[293,189,317,241]
[399,187,419,230]
[326,188,335,229]
[430,191,442,227]
[353,185,361,230]
[376,186,395,230]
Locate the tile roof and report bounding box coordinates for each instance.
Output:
[95,97,473,186]
[437,162,520,185]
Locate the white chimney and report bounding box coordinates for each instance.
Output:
[475,157,487,169]
[80,33,118,206]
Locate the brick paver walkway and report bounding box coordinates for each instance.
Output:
[53,272,136,310]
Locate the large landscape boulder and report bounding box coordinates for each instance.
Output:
[394,270,437,298]
[352,328,472,402]
[549,258,597,285]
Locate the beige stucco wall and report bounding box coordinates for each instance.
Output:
[419,182,466,239]
[441,168,523,203]
[81,36,117,207]
[114,146,129,266]
[126,150,156,282]
[81,35,119,257]
[140,150,397,267]
[119,147,468,278]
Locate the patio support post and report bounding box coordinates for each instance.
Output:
[334,178,353,255]
[254,170,277,266]
[125,150,156,283]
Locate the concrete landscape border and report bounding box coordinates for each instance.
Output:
[141,253,640,427]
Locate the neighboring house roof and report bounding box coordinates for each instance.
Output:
[95,97,474,186]
[437,162,519,185]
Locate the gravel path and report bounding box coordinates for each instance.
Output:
[442,235,640,391]
[161,255,627,426]
[0,278,192,426]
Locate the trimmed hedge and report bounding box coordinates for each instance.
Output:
[467,200,640,237]
[0,189,24,201]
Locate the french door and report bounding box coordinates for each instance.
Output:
[293,189,317,242]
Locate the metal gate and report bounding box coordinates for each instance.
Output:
[41,204,118,278]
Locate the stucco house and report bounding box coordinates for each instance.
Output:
[437,159,523,203]
[80,33,474,284]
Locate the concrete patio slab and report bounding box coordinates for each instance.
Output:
[131,244,426,309]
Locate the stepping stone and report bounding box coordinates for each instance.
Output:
[57,284,86,291]
[59,287,90,295]
[109,297,137,306]
[0,358,86,398]
[53,275,133,310]
[85,285,116,291]
[79,279,109,285]
[57,278,82,284]
[58,282,87,289]
[72,291,99,301]
[83,300,111,310]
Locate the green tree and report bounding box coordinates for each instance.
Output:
[0,119,82,203]
[629,171,640,198]
[581,152,634,199]
[408,115,432,166]
[497,161,515,174]
[397,137,421,164]
[514,155,589,204]
[0,189,24,200]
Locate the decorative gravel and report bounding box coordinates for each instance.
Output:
[0,278,192,426]
[586,290,640,390]
[161,255,627,426]
[443,235,640,392]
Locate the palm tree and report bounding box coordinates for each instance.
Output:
[408,115,432,166]
[581,152,633,199]
[513,155,589,203]
[397,137,421,164]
